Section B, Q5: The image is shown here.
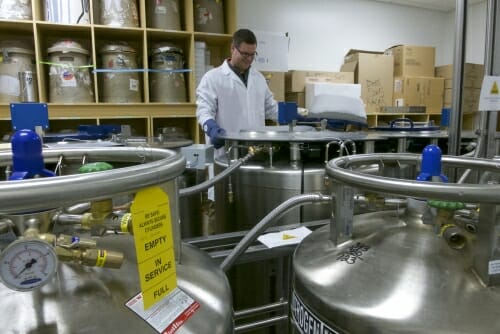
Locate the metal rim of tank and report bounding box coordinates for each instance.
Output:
[0,146,185,214]
[326,153,500,203]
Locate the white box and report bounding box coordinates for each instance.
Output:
[305,82,361,110]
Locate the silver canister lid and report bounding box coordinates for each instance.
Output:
[47,40,89,55]
[100,43,137,54]
[150,43,183,56]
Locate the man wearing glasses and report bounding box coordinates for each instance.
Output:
[196,28,278,152]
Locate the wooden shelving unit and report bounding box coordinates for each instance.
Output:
[0,0,236,143]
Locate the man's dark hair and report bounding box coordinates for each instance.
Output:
[232,29,257,47]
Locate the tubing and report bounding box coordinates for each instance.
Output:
[179,147,259,198]
[220,193,332,272]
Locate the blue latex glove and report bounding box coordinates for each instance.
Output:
[203,119,226,149]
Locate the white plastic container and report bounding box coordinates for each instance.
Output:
[0,0,32,20]
[47,40,94,103]
[44,0,90,24]
[100,43,141,103]
[149,43,186,103]
[0,41,36,103]
[99,0,139,27]
[147,0,180,30]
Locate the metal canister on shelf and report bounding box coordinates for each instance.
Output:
[0,0,32,20]
[44,0,90,24]
[99,0,139,27]
[100,43,141,103]
[18,71,38,102]
[194,0,224,34]
[0,40,36,103]
[149,43,186,103]
[47,40,94,103]
[147,0,180,30]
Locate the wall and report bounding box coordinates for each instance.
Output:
[236,0,487,71]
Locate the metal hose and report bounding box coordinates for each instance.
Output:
[179,147,259,198]
[220,193,332,272]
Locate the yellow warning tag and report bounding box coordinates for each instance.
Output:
[282,233,296,240]
[491,81,499,95]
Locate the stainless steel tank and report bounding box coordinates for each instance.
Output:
[47,40,94,103]
[0,0,32,20]
[0,40,36,103]
[149,43,187,103]
[147,0,181,30]
[0,146,233,333]
[99,0,139,27]
[292,153,500,333]
[100,42,142,103]
[194,0,225,34]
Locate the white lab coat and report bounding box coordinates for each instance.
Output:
[196,60,278,139]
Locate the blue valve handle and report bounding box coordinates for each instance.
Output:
[416,144,448,182]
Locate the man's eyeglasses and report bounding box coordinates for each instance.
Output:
[235,46,258,59]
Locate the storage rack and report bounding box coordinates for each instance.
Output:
[0,0,236,142]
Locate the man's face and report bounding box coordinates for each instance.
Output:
[230,42,257,71]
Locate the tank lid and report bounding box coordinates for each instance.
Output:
[0,40,34,55]
[47,40,89,55]
[150,43,183,56]
[100,43,136,54]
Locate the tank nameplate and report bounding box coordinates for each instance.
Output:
[291,291,339,334]
[336,242,370,264]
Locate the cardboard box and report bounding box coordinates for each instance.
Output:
[305,82,362,110]
[393,76,444,113]
[262,71,285,101]
[435,63,484,89]
[341,49,394,113]
[285,71,354,92]
[385,45,435,77]
[444,88,480,105]
[285,92,305,107]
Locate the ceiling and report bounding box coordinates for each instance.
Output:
[370,0,486,12]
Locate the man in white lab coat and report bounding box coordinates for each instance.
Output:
[196,28,278,151]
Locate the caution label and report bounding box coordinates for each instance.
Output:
[479,76,500,111]
[131,186,176,309]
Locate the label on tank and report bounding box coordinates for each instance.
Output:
[291,291,340,334]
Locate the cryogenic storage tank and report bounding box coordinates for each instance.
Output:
[0,145,233,334]
[292,153,500,333]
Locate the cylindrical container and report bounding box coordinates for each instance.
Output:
[149,43,186,103]
[44,0,90,24]
[147,0,181,30]
[99,0,139,27]
[100,43,142,103]
[0,40,36,103]
[18,70,38,102]
[0,0,32,20]
[194,0,224,34]
[47,40,94,103]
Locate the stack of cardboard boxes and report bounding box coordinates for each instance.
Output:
[435,63,484,114]
[385,45,444,114]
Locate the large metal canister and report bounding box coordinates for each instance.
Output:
[44,0,90,24]
[0,146,234,334]
[99,0,139,27]
[0,0,32,20]
[0,40,36,103]
[100,43,142,103]
[292,154,500,333]
[147,0,181,30]
[194,0,225,34]
[149,43,186,103]
[47,40,94,103]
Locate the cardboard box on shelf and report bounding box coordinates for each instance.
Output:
[393,76,444,114]
[444,87,480,105]
[285,92,305,107]
[436,63,485,89]
[285,71,354,92]
[385,45,435,77]
[262,71,285,101]
[341,49,394,114]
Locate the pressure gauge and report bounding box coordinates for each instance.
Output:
[0,239,58,291]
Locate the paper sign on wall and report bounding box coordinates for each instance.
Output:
[131,186,177,310]
[253,30,289,72]
[479,75,500,111]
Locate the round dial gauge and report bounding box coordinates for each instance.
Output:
[0,239,58,291]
